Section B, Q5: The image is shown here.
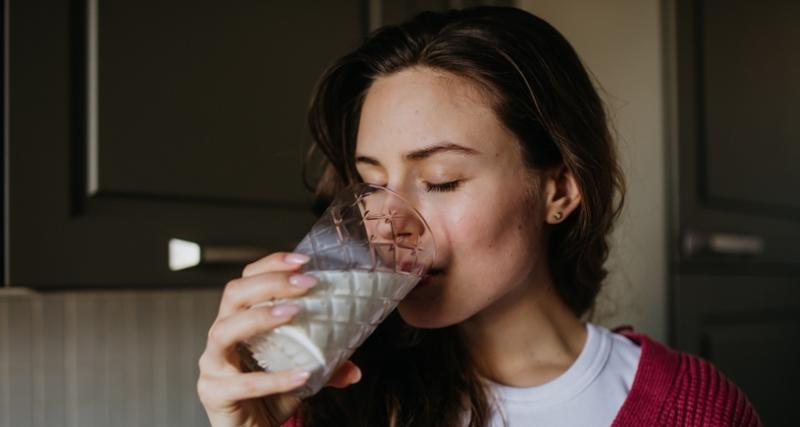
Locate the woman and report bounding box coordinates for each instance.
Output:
[197,7,762,427]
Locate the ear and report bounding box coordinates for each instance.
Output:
[542,165,581,224]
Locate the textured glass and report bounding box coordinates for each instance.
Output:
[244,183,436,397]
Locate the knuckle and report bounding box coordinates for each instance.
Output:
[198,352,212,372]
[196,377,214,403]
[223,278,241,298]
[206,322,218,340]
[241,262,256,277]
[207,321,227,346]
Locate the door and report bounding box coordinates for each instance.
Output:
[6,0,364,287]
[667,1,800,425]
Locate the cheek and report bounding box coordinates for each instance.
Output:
[447,194,537,275]
[399,190,543,327]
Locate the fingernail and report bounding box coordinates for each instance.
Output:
[289,274,318,288]
[285,253,310,265]
[352,366,362,383]
[271,304,301,317]
[289,370,310,384]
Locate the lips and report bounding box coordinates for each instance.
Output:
[428,267,445,276]
[416,268,444,287]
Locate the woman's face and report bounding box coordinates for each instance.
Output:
[355,67,551,328]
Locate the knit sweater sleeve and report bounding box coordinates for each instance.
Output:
[612,331,763,427]
[659,351,762,426]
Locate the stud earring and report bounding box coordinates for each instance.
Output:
[553,211,563,221]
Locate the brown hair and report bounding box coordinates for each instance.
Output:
[297,6,625,426]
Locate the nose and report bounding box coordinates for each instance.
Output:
[370,191,426,245]
[359,187,432,274]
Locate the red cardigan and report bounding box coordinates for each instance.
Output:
[283,327,763,426]
[610,327,762,426]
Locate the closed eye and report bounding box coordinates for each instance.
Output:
[425,181,460,192]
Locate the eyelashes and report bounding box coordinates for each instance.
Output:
[362,180,462,193]
[425,181,460,192]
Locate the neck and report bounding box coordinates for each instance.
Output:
[458,269,588,388]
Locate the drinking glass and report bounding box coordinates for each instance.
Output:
[244,183,436,397]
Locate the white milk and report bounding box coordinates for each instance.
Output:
[245,269,419,396]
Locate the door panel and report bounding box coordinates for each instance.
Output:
[94,2,359,204]
[702,0,800,211]
[668,1,800,424]
[8,0,364,287]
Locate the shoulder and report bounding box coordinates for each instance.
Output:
[610,326,763,427]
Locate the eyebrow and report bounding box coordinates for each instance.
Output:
[355,142,480,166]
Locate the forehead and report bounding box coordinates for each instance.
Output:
[356,67,515,157]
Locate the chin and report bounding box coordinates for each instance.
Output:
[396,297,467,329]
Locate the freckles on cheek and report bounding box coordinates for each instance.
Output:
[444,191,529,262]
[463,202,533,266]
[451,211,503,254]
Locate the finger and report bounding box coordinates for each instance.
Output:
[198,369,310,406]
[242,252,310,278]
[326,361,362,389]
[203,304,301,370]
[218,271,319,318]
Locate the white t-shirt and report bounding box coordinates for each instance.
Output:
[486,322,641,427]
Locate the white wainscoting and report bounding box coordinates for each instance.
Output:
[0,289,221,427]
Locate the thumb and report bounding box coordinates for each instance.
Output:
[325,361,362,388]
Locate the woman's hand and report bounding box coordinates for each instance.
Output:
[197,252,363,427]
